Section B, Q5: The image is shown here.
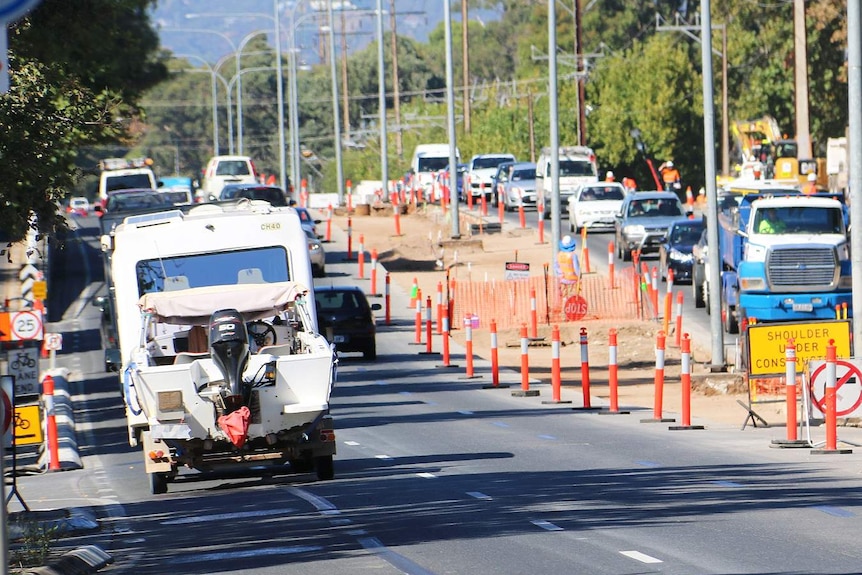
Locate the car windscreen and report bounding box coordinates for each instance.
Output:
[512,168,534,181]
[473,157,512,170]
[236,188,286,206]
[106,194,170,212]
[580,186,624,201]
[314,290,367,313]
[671,224,704,244]
[135,246,290,296]
[215,160,252,176]
[559,160,596,177]
[417,157,450,173]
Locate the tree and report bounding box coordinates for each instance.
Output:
[0,0,166,243]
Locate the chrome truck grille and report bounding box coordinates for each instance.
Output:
[766,247,837,290]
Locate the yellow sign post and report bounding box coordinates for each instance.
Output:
[13,404,42,446]
[746,320,852,376]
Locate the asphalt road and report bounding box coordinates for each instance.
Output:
[19,209,862,575]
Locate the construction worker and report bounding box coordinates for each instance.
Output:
[622,176,637,191]
[757,208,786,234]
[605,171,615,182]
[659,160,681,191]
[803,172,818,195]
[555,235,581,285]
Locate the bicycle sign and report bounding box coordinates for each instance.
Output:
[13,404,42,446]
[7,348,39,397]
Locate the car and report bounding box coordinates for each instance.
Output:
[160,188,193,206]
[495,162,539,211]
[200,155,258,200]
[314,285,381,360]
[467,153,516,203]
[567,182,627,232]
[658,218,705,282]
[99,188,172,215]
[613,191,686,261]
[219,184,289,207]
[67,197,90,216]
[305,228,326,277]
[294,206,321,237]
[691,226,709,308]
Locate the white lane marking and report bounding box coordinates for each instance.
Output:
[173,545,322,563]
[620,550,663,564]
[466,491,492,500]
[330,518,353,526]
[399,391,412,396]
[531,519,563,531]
[162,508,293,525]
[375,454,393,460]
[358,537,438,575]
[287,486,340,515]
[492,421,510,428]
[416,472,436,479]
[458,410,474,415]
[375,381,388,386]
[538,434,557,440]
[344,440,360,446]
[347,529,367,536]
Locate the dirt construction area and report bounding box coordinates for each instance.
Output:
[322,202,765,430]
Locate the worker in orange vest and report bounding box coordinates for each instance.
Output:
[659,161,681,191]
[605,171,615,182]
[555,235,581,285]
[803,172,818,195]
[622,177,637,191]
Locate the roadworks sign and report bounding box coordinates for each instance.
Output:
[746,320,851,377]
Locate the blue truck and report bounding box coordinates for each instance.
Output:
[701,188,852,334]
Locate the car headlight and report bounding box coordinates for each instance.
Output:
[739,277,766,290]
[308,242,322,252]
[669,248,693,262]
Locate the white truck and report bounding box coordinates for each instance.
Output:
[410,143,460,194]
[101,200,337,494]
[98,157,159,203]
[536,146,599,216]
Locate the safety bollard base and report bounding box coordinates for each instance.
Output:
[571,406,603,412]
[598,409,631,415]
[669,424,706,431]
[541,399,572,405]
[511,389,540,397]
[810,447,853,455]
[436,363,460,369]
[769,439,811,449]
[419,351,440,356]
[640,417,676,423]
[459,375,484,380]
[483,383,511,389]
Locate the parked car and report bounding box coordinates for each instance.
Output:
[305,228,326,277]
[314,285,381,360]
[495,161,539,211]
[567,182,627,232]
[658,218,705,282]
[613,191,686,261]
[219,184,288,207]
[67,197,90,216]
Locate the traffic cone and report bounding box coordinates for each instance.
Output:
[685,186,694,216]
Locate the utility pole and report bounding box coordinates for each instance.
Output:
[793,0,812,158]
[341,8,350,139]
[574,0,586,145]
[461,0,471,134]
[390,0,403,157]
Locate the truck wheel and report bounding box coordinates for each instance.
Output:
[722,300,739,334]
[150,472,168,495]
[290,456,314,473]
[315,455,335,481]
[363,342,377,361]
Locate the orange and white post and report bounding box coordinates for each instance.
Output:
[579,327,593,408]
[550,325,562,402]
[580,227,590,274]
[608,242,615,289]
[42,374,61,471]
[357,234,365,279]
[529,287,538,339]
[490,320,500,387]
[663,268,674,336]
[785,337,798,440]
[674,291,684,347]
[346,216,354,260]
[519,325,530,391]
[825,339,838,451]
[651,331,670,422]
[608,329,620,412]
[465,316,476,378]
[370,249,379,295]
[424,296,434,354]
[325,203,333,242]
[680,334,693,426]
[436,282,444,334]
[414,290,423,344]
[385,273,391,325]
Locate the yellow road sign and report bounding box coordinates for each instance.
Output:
[13,404,42,446]
[32,280,47,300]
[746,320,852,376]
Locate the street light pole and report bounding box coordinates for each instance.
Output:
[327,0,345,204]
[444,0,460,239]
[376,0,389,199]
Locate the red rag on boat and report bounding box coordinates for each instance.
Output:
[218,406,250,448]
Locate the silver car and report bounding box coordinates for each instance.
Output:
[496,162,538,211]
[305,228,326,277]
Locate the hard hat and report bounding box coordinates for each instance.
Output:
[666,161,674,168]
[606,171,614,178]
[807,172,817,182]
[560,235,576,252]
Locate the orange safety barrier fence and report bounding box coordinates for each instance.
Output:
[451,267,658,330]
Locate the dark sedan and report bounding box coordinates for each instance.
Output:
[314,286,381,360]
[659,218,705,283]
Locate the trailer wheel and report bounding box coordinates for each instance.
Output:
[150,472,168,495]
[722,300,739,334]
[315,455,334,481]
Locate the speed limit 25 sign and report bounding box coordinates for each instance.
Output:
[0,311,43,342]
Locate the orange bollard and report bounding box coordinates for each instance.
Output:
[642,331,675,423]
[370,249,378,295]
[409,277,418,309]
[597,328,630,414]
[414,289,423,344]
[674,291,684,347]
[423,296,434,354]
[529,287,538,339]
[813,339,849,453]
[437,315,456,368]
[480,185,488,216]
[537,208,545,244]
[551,325,562,401]
[384,273,391,325]
[325,203,333,242]
[608,242,615,289]
[580,227,590,273]
[357,234,365,279]
[42,375,61,471]
[570,327,600,410]
[467,188,474,210]
[786,338,798,440]
[346,216,354,260]
[465,315,476,378]
[519,325,530,391]
[650,266,659,320]
[669,334,704,430]
[663,268,674,336]
[436,282,444,334]
[518,203,526,228]
[393,203,402,236]
[489,320,500,387]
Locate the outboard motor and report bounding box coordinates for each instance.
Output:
[208,309,250,412]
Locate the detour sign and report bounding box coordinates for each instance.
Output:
[746,320,851,376]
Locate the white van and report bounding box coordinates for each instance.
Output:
[201,155,258,200]
[410,144,460,192]
[536,146,599,216]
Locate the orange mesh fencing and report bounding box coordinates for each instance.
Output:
[451,268,660,330]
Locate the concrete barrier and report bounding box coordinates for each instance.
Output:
[36,368,81,471]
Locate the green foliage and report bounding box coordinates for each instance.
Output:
[9,520,59,569]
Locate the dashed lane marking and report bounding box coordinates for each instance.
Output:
[531,520,563,531]
[467,491,492,500]
[161,508,294,525]
[620,550,663,564]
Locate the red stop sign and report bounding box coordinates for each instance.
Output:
[564,295,588,321]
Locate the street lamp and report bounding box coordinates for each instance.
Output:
[173,53,233,156]
[325,0,344,204]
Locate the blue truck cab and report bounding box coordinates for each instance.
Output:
[716,189,852,333]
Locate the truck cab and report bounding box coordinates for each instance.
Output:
[536,146,598,217]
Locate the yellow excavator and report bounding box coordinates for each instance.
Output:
[729,115,825,186]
